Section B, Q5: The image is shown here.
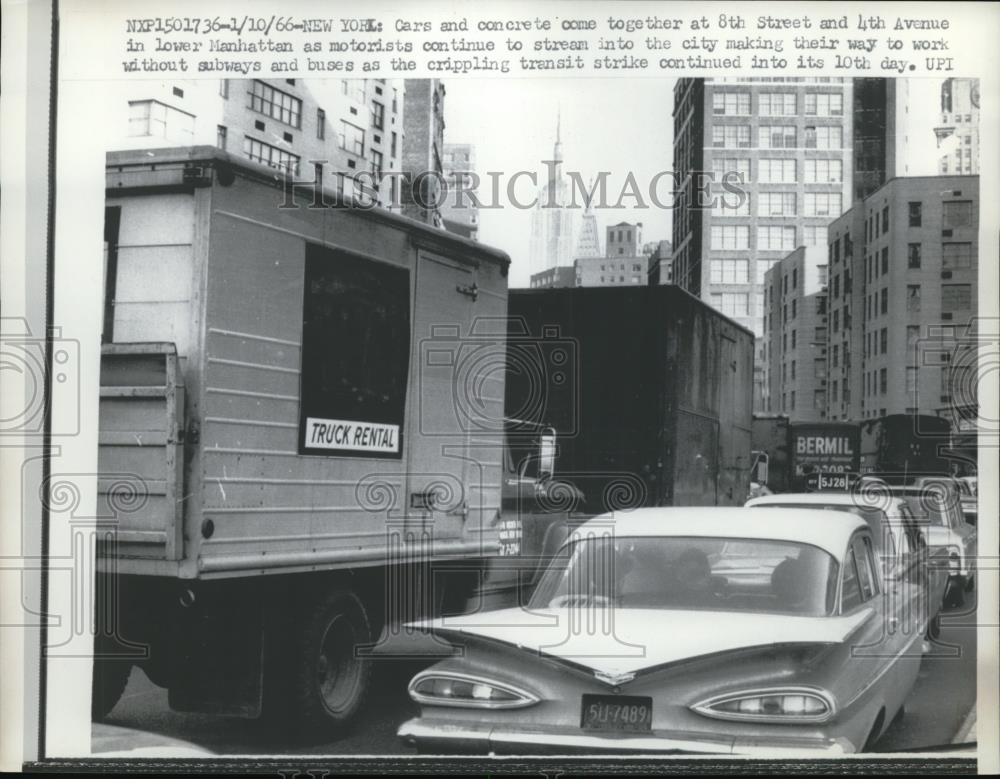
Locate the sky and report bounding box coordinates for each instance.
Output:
[443,77,946,289]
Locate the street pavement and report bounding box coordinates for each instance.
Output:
[99,591,979,756]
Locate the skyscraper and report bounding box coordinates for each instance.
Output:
[671,78,855,337]
[528,114,577,276]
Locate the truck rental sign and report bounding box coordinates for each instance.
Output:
[305,418,400,454]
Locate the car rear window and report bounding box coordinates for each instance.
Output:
[531,536,839,616]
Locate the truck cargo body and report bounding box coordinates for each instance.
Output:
[860,414,953,475]
[750,417,860,493]
[95,147,513,732]
[504,287,754,513]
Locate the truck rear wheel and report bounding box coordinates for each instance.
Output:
[289,590,372,740]
[92,659,132,720]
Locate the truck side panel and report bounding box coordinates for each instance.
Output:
[190,174,505,575]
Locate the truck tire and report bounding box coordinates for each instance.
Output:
[289,589,372,741]
[92,659,132,720]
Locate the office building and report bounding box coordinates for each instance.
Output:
[529,266,576,289]
[761,246,830,420]
[575,222,649,287]
[826,175,979,421]
[934,78,981,176]
[117,77,405,209]
[441,142,479,240]
[401,79,447,226]
[646,240,674,285]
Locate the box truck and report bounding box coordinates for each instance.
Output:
[95,147,544,738]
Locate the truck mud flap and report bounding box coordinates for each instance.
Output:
[167,587,264,718]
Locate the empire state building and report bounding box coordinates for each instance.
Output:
[528,115,577,276]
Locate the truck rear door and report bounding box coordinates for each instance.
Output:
[97,344,185,561]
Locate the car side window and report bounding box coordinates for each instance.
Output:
[841,547,863,612]
[856,536,880,598]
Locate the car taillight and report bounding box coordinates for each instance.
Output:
[408,673,539,709]
[693,688,834,723]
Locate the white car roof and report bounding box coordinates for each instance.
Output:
[568,506,866,558]
[746,492,906,510]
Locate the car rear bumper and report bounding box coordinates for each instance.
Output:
[398,718,854,755]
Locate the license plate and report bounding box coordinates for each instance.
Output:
[581,694,652,732]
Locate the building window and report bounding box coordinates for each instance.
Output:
[710,225,750,250]
[882,206,890,235]
[338,121,365,156]
[710,259,749,283]
[943,200,973,228]
[759,125,796,149]
[712,157,751,182]
[759,192,796,217]
[712,125,751,148]
[804,158,843,183]
[712,91,751,115]
[216,125,227,150]
[880,368,888,395]
[790,391,796,410]
[803,225,828,246]
[881,287,889,315]
[908,201,922,226]
[942,242,973,268]
[757,158,796,184]
[942,284,972,310]
[248,80,302,128]
[712,190,750,216]
[758,92,796,116]
[906,285,921,312]
[128,100,194,143]
[243,136,300,175]
[370,149,384,179]
[805,92,844,116]
[804,125,843,149]
[907,243,921,269]
[372,101,385,130]
[317,108,326,139]
[880,328,888,354]
[709,292,749,317]
[804,192,843,217]
[219,79,229,99]
[758,226,795,252]
[881,247,889,275]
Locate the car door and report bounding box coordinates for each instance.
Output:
[837,531,918,724]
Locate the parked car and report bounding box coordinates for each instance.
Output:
[911,474,978,526]
[398,507,925,755]
[745,492,949,628]
[884,483,977,607]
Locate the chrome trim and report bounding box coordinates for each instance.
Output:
[691,686,836,724]
[407,671,540,710]
[397,718,852,755]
